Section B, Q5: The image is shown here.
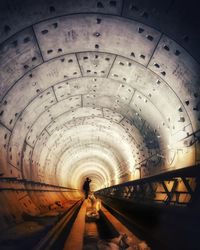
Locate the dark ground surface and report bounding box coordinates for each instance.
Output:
[100,197,200,250]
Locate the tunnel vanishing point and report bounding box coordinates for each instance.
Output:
[0,0,200,249]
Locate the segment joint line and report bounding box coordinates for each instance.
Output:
[31,26,45,62]
[146,33,163,68]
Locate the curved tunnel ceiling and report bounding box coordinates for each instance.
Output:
[0,0,200,192]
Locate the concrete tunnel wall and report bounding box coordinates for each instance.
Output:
[0,0,200,229]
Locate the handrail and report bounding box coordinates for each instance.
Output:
[95,166,200,207]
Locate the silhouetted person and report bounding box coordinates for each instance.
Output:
[83,177,91,199]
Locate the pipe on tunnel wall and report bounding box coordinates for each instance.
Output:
[0,0,200,230]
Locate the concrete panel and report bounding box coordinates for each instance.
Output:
[122,0,200,62]
[119,118,147,151]
[26,99,76,147]
[40,123,136,173]
[110,56,194,136]
[130,91,174,146]
[0,0,199,63]
[26,112,52,147]
[40,109,143,154]
[8,88,57,168]
[115,83,134,103]
[65,117,85,130]
[49,96,82,116]
[34,116,139,152]
[54,77,97,101]
[0,54,80,129]
[46,107,103,134]
[30,130,50,181]
[0,124,11,176]
[125,108,144,130]
[148,35,200,131]
[54,77,133,101]
[82,94,130,111]
[166,144,196,170]
[77,52,116,77]
[33,14,161,64]
[102,108,123,123]
[174,122,193,140]
[8,163,22,179]
[130,91,165,124]
[0,0,123,44]
[0,27,43,100]
[26,96,83,147]
[141,122,159,150]
[29,53,82,89]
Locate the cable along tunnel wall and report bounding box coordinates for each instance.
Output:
[0,0,200,231]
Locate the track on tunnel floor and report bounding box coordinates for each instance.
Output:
[32,197,151,250]
[33,199,83,250]
[0,199,83,250]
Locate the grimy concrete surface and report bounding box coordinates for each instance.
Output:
[0,0,199,231]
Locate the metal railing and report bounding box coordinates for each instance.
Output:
[95,166,200,207]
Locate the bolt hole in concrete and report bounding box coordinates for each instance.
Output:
[4,24,11,33]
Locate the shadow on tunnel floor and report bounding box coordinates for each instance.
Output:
[0,213,59,250]
[100,197,200,250]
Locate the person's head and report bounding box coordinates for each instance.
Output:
[86,177,90,181]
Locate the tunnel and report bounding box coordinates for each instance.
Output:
[0,0,200,249]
